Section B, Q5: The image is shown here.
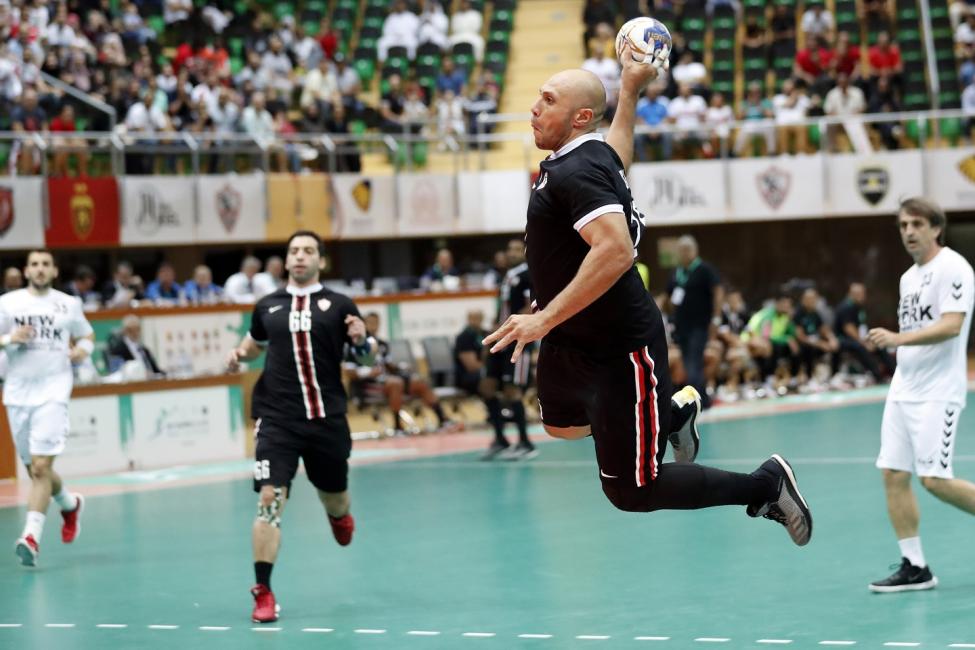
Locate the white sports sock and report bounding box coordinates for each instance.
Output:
[22,511,45,543]
[898,536,926,568]
[53,488,78,512]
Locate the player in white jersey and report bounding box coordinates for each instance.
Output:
[0,250,94,567]
[867,198,975,592]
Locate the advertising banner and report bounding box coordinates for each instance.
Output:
[196,174,266,242]
[924,147,975,211]
[457,170,530,234]
[140,311,251,376]
[728,155,826,221]
[45,177,120,247]
[629,160,728,225]
[265,173,333,241]
[120,177,196,245]
[56,396,128,478]
[128,386,244,468]
[0,178,45,250]
[329,174,396,238]
[390,295,498,358]
[825,150,924,216]
[397,173,457,236]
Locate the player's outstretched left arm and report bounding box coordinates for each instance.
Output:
[868,312,965,348]
[605,43,664,172]
[485,213,634,361]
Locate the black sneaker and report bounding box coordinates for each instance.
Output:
[480,440,510,461]
[669,386,701,463]
[500,441,538,461]
[746,454,813,546]
[869,558,938,593]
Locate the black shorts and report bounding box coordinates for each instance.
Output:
[536,336,672,488]
[253,415,352,494]
[485,343,533,388]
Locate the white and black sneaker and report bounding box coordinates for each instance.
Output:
[500,441,539,461]
[669,386,701,463]
[869,558,938,593]
[480,440,510,461]
[747,454,812,546]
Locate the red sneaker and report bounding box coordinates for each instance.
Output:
[61,494,84,544]
[329,513,355,546]
[15,535,39,567]
[250,584,279,623]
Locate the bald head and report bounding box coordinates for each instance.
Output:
[547,69,607,127]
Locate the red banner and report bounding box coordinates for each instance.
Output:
[46,177,120,247]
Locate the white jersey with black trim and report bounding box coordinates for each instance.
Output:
[0,288,93,406]
[888,247,974,406]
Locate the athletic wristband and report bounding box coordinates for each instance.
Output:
[0,334,9,347]
[75,339,95,354]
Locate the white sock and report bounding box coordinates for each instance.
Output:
[22,511,45,543]
[898,536,926,568]
[53,488,78,512]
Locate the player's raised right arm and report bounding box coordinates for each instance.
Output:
[605,43,662,172]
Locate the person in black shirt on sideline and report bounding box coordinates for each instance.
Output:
[227,230,375,624]
[793,288,839,380]
[484,48,812,545]
[667,235,722,408]
[833,282,894,381]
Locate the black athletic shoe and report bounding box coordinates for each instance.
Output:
[669,386,701,463]
[869,558,938,593]
[480,440,510,461]
[746,454,813,546]
[500,441,538,461]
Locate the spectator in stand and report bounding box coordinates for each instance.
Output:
[800,1,834,42]
[107,315,165,377]
[380,73,408,133]
[121,1,156,45]
[124,90,170,174]
[224,256,276,303]
[436,88,466,141]
[715,289,752,398]
[102,261,145,308]
[824,71,866,152]
[378,0,420,61]
[735,81,776,157]
[402,81,430,135]
[324,103,362,172]
[449,0,484,62]
[667,235,723,408]
[164,0,193,34]
[436,57,467,96]
[867,73,902,150]
[582,43,621,118]
[50,103,88,177]
[256,255,285,293]
[300,56,338,110]
[582,0,616,55]
[862,0,891,32]
[145,262,185,305]
[463,75,499,141]
[794,35,835,93]
[956,12,975,55]
[742,16,768,62]
[241,91,287,171]
[0,48,23,112]
[418,0,449,52]
[183,265,224,304]
[635,82,671,161]
[867,31,903,90]
[960,49,975,89]
[261,35,294,97]
[317,17,339,61]
[793,288,839,382]
[963,77,975,139]
[62,266,100,308]
[704,91,733,157]
[833,31,862,82]
[291,24,322,70]
[235,51,270,91]
[741,293,799,381]
[421,248,460,291]
[770,4,797,59]
[273,108,302,172]
[832,282,894,381]
[671,50,709,96]
[773,78,811,155]
[333,53,359,97]
[667,82,707,159]
[2,268,23,294]
[11,88,48,175]
[45,4,76,48]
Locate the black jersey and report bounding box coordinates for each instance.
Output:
[526,134,660,355]
[498,261,532,323]
[249,284,362,421]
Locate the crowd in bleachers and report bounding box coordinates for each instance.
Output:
[0,0,511,175]
[584,0,973,161]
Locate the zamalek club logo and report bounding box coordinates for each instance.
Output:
[757,166,790,210]
[856,167,889,205]
[0,186,13,236]
[216,184,242,233]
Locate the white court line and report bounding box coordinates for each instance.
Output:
[408,631,442,636]
[949,645,975,648]
[519,634,554,639]
[819,643,857,646]
[635,637,671,641]
[883,644,920,648]
[355,629,387,634]
[96,624,128,629]
[695,639,731,643]
[462,632,496,637]
[757,641,793,645]
[44,624,75,628]
[302,628,334,633]
[0,624,23,628]
[199,626,230,631]
[576,635,611,640]
[251,627,281,632]
[148,625,179,630]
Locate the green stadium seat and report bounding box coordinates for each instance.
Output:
[412,141,428,167]
[303,21,319,36]
[364,16,383,31]
[147,15,165,36]
[940,118,963,144]
[354,58,375,86]
[273,2,290,19]
[453,52,474,72]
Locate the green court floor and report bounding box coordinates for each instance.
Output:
[2,397,975,649]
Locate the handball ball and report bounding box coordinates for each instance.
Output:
[615,17,672,66]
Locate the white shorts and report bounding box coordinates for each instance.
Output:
[877,400,962,478]
[5,402,70,466]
